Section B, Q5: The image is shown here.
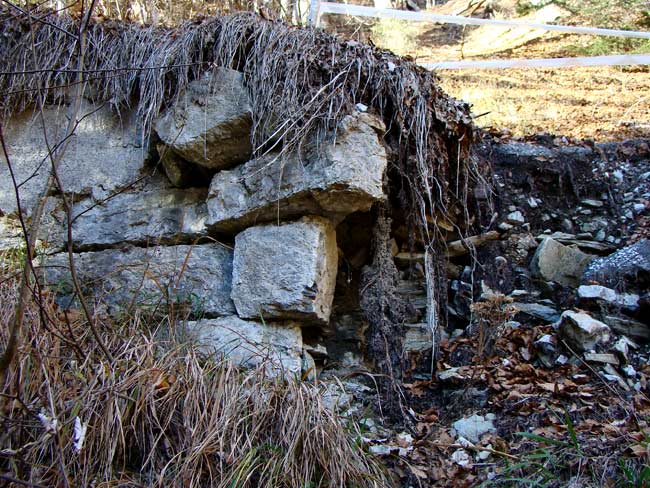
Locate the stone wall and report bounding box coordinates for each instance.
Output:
[1,67,421,377]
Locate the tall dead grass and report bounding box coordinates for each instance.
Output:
[0,261,388,487]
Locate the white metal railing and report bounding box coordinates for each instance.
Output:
[309,1,650,69]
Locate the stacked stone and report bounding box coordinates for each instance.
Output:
[0,68,389,377]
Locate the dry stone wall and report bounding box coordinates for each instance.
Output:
[0,67,401,377]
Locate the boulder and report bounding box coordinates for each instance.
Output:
[557,310,611,352]
[70,178,208,250]
[183,316,302,376]
[530,237,594,287]
[39,244,234,318]
[206,113,387,233]
[154,69,252,171]
[0,104,147,217]
[582,239,650,290]
[231,216,338,323]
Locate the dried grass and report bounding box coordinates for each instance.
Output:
[0,264,388,487]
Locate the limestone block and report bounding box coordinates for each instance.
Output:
[70,178,208,249]
[184,316,303,375]
[530,237,594,287]
[206,113,387,233]
[0,104,147,217]
[231,216,338,324]
[39,244,234,317]
[154,68,252,170]
[558,310,611,352]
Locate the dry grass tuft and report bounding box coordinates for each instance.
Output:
[0,263,388,487]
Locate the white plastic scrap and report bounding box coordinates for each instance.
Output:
[451,448,472,468]
[37,412,59,434]
[73,417,88,452]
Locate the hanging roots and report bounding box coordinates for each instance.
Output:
[360,203,410,416]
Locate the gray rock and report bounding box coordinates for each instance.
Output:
[558,310,611,352]
[184,316,302,375]
[582,199,603,208]
[403,323,433,353]
[0,217,24,251]
[535,232,615,253]
[582,239,650,290]
[577,284,617,304]
[232,216,338,324]
[1,104,147,217]
[301,350,317,381]
[530,238,595,287]
[156,143,208,188]
[506,210,525,225]
[1,198,67,252]
[452,414,497,443]
[154,69,252,170]
[70,178,208,249]
[603,315,650,341]
[206,113,387,233]
[39,244,234,318]
[512,302,561,323]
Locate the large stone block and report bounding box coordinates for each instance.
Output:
[154,68,252,170]
[206,113,387,233]
[530,237,594,287]
[39,244,235,318]
[183,316,303,375]
[0,104,148,217]
[69,178,208,250]
[232,216,338,324]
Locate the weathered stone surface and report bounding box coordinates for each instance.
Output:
[154,69,252,170]
[1,198,66,252]
[577,284,640,311]
[512,302,561,323]
[232,216,338,323]
[530,237,594,287]
[39,244,234,317]
[70,178,208,249]
[0,104,147,216]
[404,323,433,353]
[582,239,650,290]
[0,216,26,252]
[603,315,650,341]
[206,113,387,233]
[452,413,496,443]
[558,310,611,352]
[183,316,302,375]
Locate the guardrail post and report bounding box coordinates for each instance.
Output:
[308,0,321,26]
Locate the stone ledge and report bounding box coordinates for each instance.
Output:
[206,113,387,233]
[38,243,235,318]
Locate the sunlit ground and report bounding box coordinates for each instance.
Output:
[324,14,650,141]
